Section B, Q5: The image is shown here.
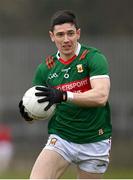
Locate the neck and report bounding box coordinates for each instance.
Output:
[59,42,79,61]
[60,53,75,61]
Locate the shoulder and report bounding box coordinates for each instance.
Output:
[80,44,109,75]
[37,53,57,70]
[79,44,100,61]
[81,44,102,56]
[32,53,57,86]
[80,44,108,63]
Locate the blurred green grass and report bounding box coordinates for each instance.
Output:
[0,166,133,179]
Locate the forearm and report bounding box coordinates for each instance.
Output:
[34,78,110,109]
[70,88,109,107]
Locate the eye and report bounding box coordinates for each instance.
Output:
[56,32,64,38]
[67,31,75,36]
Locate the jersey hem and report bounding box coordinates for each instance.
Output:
[48,130,112,144]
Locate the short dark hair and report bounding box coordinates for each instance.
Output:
[50,10,79,32]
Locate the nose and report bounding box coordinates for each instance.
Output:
[64,34,69,42]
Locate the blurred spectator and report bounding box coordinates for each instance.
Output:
[0,124,13,174]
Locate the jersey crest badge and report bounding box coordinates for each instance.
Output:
[49,138,57,145]
[98,129,104,135]
[76,64,83,73]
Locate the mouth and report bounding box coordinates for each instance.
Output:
[62,45,72,50]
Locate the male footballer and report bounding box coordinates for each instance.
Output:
[19,10,112,179]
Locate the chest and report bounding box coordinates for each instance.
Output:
[46,59,91,92]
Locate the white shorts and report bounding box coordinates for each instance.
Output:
[44,134,111,174]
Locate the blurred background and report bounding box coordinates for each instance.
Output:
[0,0,133,178]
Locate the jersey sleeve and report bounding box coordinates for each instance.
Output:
[32,63,47,86]
[88,52,110,80]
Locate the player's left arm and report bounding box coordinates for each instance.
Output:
[35,77,110,110]
[71,51,110,107]
[72,77,110,107]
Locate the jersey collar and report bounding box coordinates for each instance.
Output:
[56,43,81,65]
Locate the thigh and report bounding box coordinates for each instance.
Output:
[77,167,103,179]
[30,148,70,179]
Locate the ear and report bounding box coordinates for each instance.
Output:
[76,29,81,40]
[49,31,54,42]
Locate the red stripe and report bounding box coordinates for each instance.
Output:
[59,55,77,65]
[54,77,91,93]
[79,50,89,60]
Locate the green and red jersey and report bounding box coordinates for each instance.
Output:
[32,43,112,143]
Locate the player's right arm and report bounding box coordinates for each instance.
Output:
[32,63,47,86]
[19,62,47,122]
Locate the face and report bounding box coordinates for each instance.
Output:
[49,23,80,59]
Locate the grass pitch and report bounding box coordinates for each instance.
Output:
[0,166,133,179]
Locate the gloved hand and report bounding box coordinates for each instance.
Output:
[19,100,33,122]
[35,86,67,110]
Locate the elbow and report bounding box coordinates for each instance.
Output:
[98,101,107,107]
[97,94,108,107]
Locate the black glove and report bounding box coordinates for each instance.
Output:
[35,86,67,110]
[19,100,33,122]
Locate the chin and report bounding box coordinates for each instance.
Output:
[63,50,73,55]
